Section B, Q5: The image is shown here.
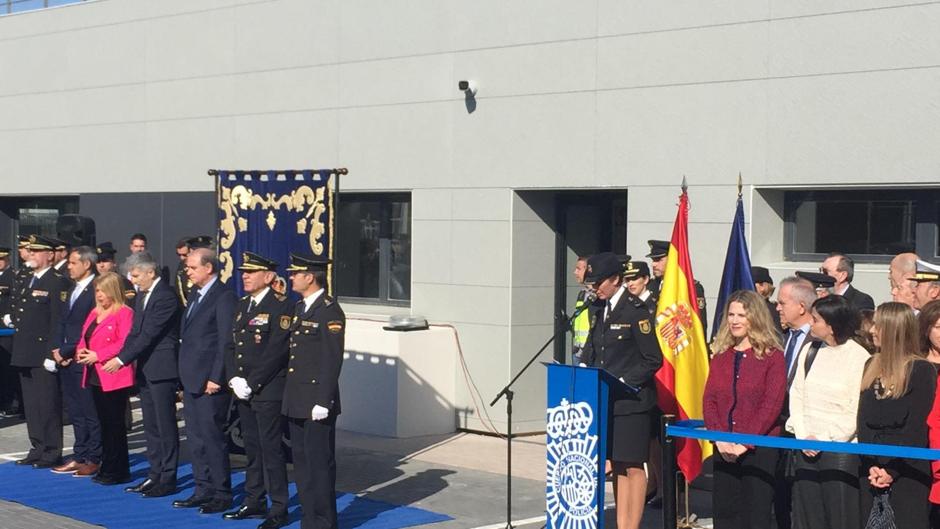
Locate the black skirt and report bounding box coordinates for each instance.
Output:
[608,410,651,464]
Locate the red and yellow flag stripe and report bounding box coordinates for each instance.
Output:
[654,190,712,481]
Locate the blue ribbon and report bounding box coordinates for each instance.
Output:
[667,420,940,461]
[0,329,13,336]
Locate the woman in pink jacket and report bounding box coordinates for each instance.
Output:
[76,272,135,485]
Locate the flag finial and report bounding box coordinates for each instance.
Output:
[737,172,743,197]
[681,175,688,193]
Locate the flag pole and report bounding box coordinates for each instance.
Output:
[737,172,743,197]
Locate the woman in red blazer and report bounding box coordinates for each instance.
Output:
[918,300,940,529]
[76,272,135,485]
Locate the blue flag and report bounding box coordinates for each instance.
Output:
[711,196,754,339]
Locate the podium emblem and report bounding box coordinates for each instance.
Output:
[546,399,599,529]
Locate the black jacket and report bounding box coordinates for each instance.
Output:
[52,276,97,359]
[584,287,663,415]
[842,284,875,312]
[177,279,236,393]
[0,267,14,318]
[117,278,181,382]
[10,268,69,367]
[227,289,292,401]
[282,294,345,419]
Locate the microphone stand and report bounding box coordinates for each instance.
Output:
[489,297,595,529]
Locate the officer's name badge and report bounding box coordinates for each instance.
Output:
[248,314,269,326]
[301,321,318,328]
[32,290,48,297]
[609,323,630,330]
[327,320,343,334]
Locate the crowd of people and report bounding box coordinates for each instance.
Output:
[575,243,940,529]
[0,232,345,529]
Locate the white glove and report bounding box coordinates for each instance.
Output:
[311,405,330,421]
[2,314,11,327]
[578,363,587,368]
[42,358,58,373]
[228,377,251,400]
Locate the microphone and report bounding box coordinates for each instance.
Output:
[582,290,597,304]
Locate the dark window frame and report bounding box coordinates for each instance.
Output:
[783,188,940,264]
[335,191,411,307]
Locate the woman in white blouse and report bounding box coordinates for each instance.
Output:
[786,295,871,529]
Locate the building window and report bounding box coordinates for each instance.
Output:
[784,189,939,263]
[335,192,411,304]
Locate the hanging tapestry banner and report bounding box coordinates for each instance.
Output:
[216,170,335,297]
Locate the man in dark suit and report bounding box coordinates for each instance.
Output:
[821,253,874,312]
[284,253,345,529]
[108,252,181,497]
[9,235,69,468]
[51,238,69,276]
[171,246,236,514]
[50,246,101,477]
[222,252,292,528]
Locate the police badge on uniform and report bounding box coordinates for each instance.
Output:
[60,291,67,302]
[280,315,291,330]
[327,320,343,334]
[638,319,652,334]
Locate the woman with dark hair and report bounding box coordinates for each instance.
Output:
[786,295,870,529]
[703,290,786,529]
[920,300,940,528]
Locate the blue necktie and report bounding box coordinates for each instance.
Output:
[185,290,201,321]
[784,328,802,374]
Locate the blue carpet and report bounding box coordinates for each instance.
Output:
[0,454,450,529]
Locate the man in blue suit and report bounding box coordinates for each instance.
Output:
[50,246,101,477]
[109,251,181,498]
[171,246,236,514]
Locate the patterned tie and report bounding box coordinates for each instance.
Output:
[138,289,150,311]
[784,328,802,374]
[248,299,257,313]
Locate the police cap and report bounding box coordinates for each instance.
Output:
[585,252,623,284]
[646,240,670,259]
[286,253,330,273]
[751,266,773,285]
[623,260,650,280]
[238,251,278,272]
[795,271,836,290]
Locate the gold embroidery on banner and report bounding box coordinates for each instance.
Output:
[217,178,333,283]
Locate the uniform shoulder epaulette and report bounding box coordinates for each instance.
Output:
[324,296,334,306]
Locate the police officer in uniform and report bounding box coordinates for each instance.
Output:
[0,247,19,417]
[582,252,663,529]
[647,239,707,330]
[284,254,345,529]
[95,242,136,305]
[623,261,656,316]
[223,252,292,529]
[9,235,70,468]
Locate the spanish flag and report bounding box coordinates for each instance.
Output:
[654,187,712,481]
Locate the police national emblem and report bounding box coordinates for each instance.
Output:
[546,399,599,529]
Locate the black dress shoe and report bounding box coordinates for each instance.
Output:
[125,478,155,494]
[32,460,59,469]
[142,484,177,498]
[93,474,131,485]
[258,514,289,529]
[199,498,232,514]
[223,504,268,520]
[173,495,211,509]
[15,457,37,466]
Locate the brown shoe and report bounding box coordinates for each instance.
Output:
[51,460,81,474]
[72,462,100,477]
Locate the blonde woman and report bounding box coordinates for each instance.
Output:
[76,272,135,485]
[703,290,786,529]
[858,302,936,529]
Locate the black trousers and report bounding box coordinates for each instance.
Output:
[19,366,62,463]
[91,385,130,478]
[0,337,20,410]
[289,415,338,529]
[239,399,289,516]
[182,391,231,501]
[138,376,179,486]
[712,445,777,529]
[791,452,860,529]
[60,362,101,464]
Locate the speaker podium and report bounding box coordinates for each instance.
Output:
[544,363,633,529]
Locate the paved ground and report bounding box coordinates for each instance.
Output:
[0,401,713,529]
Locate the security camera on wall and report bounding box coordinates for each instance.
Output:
[458,80,478,96]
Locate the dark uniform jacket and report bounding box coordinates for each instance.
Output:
[51,277,97,359]
[174,262,192,308]
[178,279,236,393]
[227,288,292,401]
[282,293,345,419]
[584,286,663,416]
[117,277,181,382]
[10,268,69,367]
[0,267,14,318]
